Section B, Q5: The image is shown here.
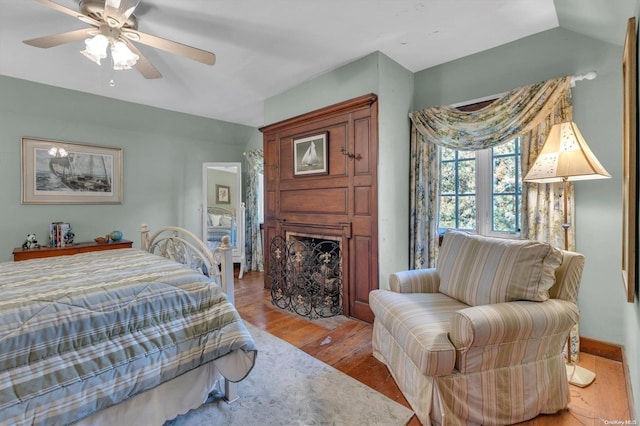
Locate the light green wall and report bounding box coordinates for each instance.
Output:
[376,54,414,288]
[0,75,259,261]
[264,53,381,124]
[244,131,263,152]
[264,51,414,288]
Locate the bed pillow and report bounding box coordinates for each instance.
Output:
[437,230,562,306]
[219,215,232,227]
[209,213,222,226]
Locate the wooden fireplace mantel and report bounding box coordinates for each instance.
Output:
[278,220,352,240]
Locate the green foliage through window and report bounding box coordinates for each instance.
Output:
[439,139,522,235]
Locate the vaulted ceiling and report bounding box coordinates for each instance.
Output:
[0,0,636,127]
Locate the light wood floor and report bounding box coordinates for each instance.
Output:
[235,270,633,425]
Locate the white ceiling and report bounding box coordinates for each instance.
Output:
[0,0,636,127]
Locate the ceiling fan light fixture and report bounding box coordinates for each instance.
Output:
[27,0,215,79]
[111,40,139,70]
[81,34,109,65]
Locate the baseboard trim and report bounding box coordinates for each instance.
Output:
[580,336,636,420]
[580,336,623,362]
[622,345,637,421]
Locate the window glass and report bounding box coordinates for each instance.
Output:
[438,139,521,236]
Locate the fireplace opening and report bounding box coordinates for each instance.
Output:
[269,234,343,319]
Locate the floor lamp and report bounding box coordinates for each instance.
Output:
[523,121,611,387]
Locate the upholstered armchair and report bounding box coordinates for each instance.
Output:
[369,230,584,425]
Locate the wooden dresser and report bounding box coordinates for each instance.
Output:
[13,240,133,261]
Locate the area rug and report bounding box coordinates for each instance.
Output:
[166,323,414,425]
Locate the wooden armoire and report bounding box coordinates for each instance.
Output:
[259,94,379,322]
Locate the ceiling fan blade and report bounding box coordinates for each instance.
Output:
[33,0,101,27]
[122,38,162,79]
[125,30,216,65]
[104,0,140,28]
[23,28,95,48]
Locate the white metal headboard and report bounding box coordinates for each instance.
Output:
[140,224,235,303]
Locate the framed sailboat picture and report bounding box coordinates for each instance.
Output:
[21,137,123,204]
[293,132,328,176]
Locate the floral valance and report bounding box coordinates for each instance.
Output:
[409,76,572,150]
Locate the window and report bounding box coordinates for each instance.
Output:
[439,138,522,236]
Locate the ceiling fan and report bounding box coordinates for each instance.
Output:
[23,0,216,79]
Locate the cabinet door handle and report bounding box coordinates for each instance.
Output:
[340,148,362,160]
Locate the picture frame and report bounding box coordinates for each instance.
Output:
[216,184,231,204]
[621,16,637,303]
[293,132,328,176]
[21,137,123,204]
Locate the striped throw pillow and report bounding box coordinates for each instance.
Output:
[437,231,562,306]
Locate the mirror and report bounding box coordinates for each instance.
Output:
[202,162,245,277]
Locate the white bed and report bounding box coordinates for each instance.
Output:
[206,205,246,278]
[0,225,256,426]
[207,206,237,247]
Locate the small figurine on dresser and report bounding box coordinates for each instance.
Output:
[64,228,75,245]
[22,233,40,250]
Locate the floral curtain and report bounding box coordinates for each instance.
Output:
[521,90,575,251]
[409,125,440,269]
[409,76,574,268]
[244,149,264,271]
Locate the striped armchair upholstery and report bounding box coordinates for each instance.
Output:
[370,231,584,425]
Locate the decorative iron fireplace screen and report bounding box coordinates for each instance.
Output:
[269,235,343,319]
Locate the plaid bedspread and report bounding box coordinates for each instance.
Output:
[0,249,257,426]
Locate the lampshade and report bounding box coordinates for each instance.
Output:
[523,121,611,183]
[111,40,139,70]
[81,34,109,65]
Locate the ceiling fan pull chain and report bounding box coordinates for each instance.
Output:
[109,63,115,87]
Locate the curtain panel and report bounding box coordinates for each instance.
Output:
[409,125,440,269]
[244,149,264,272]
[520,90,575,251]
[409,76,574,269]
